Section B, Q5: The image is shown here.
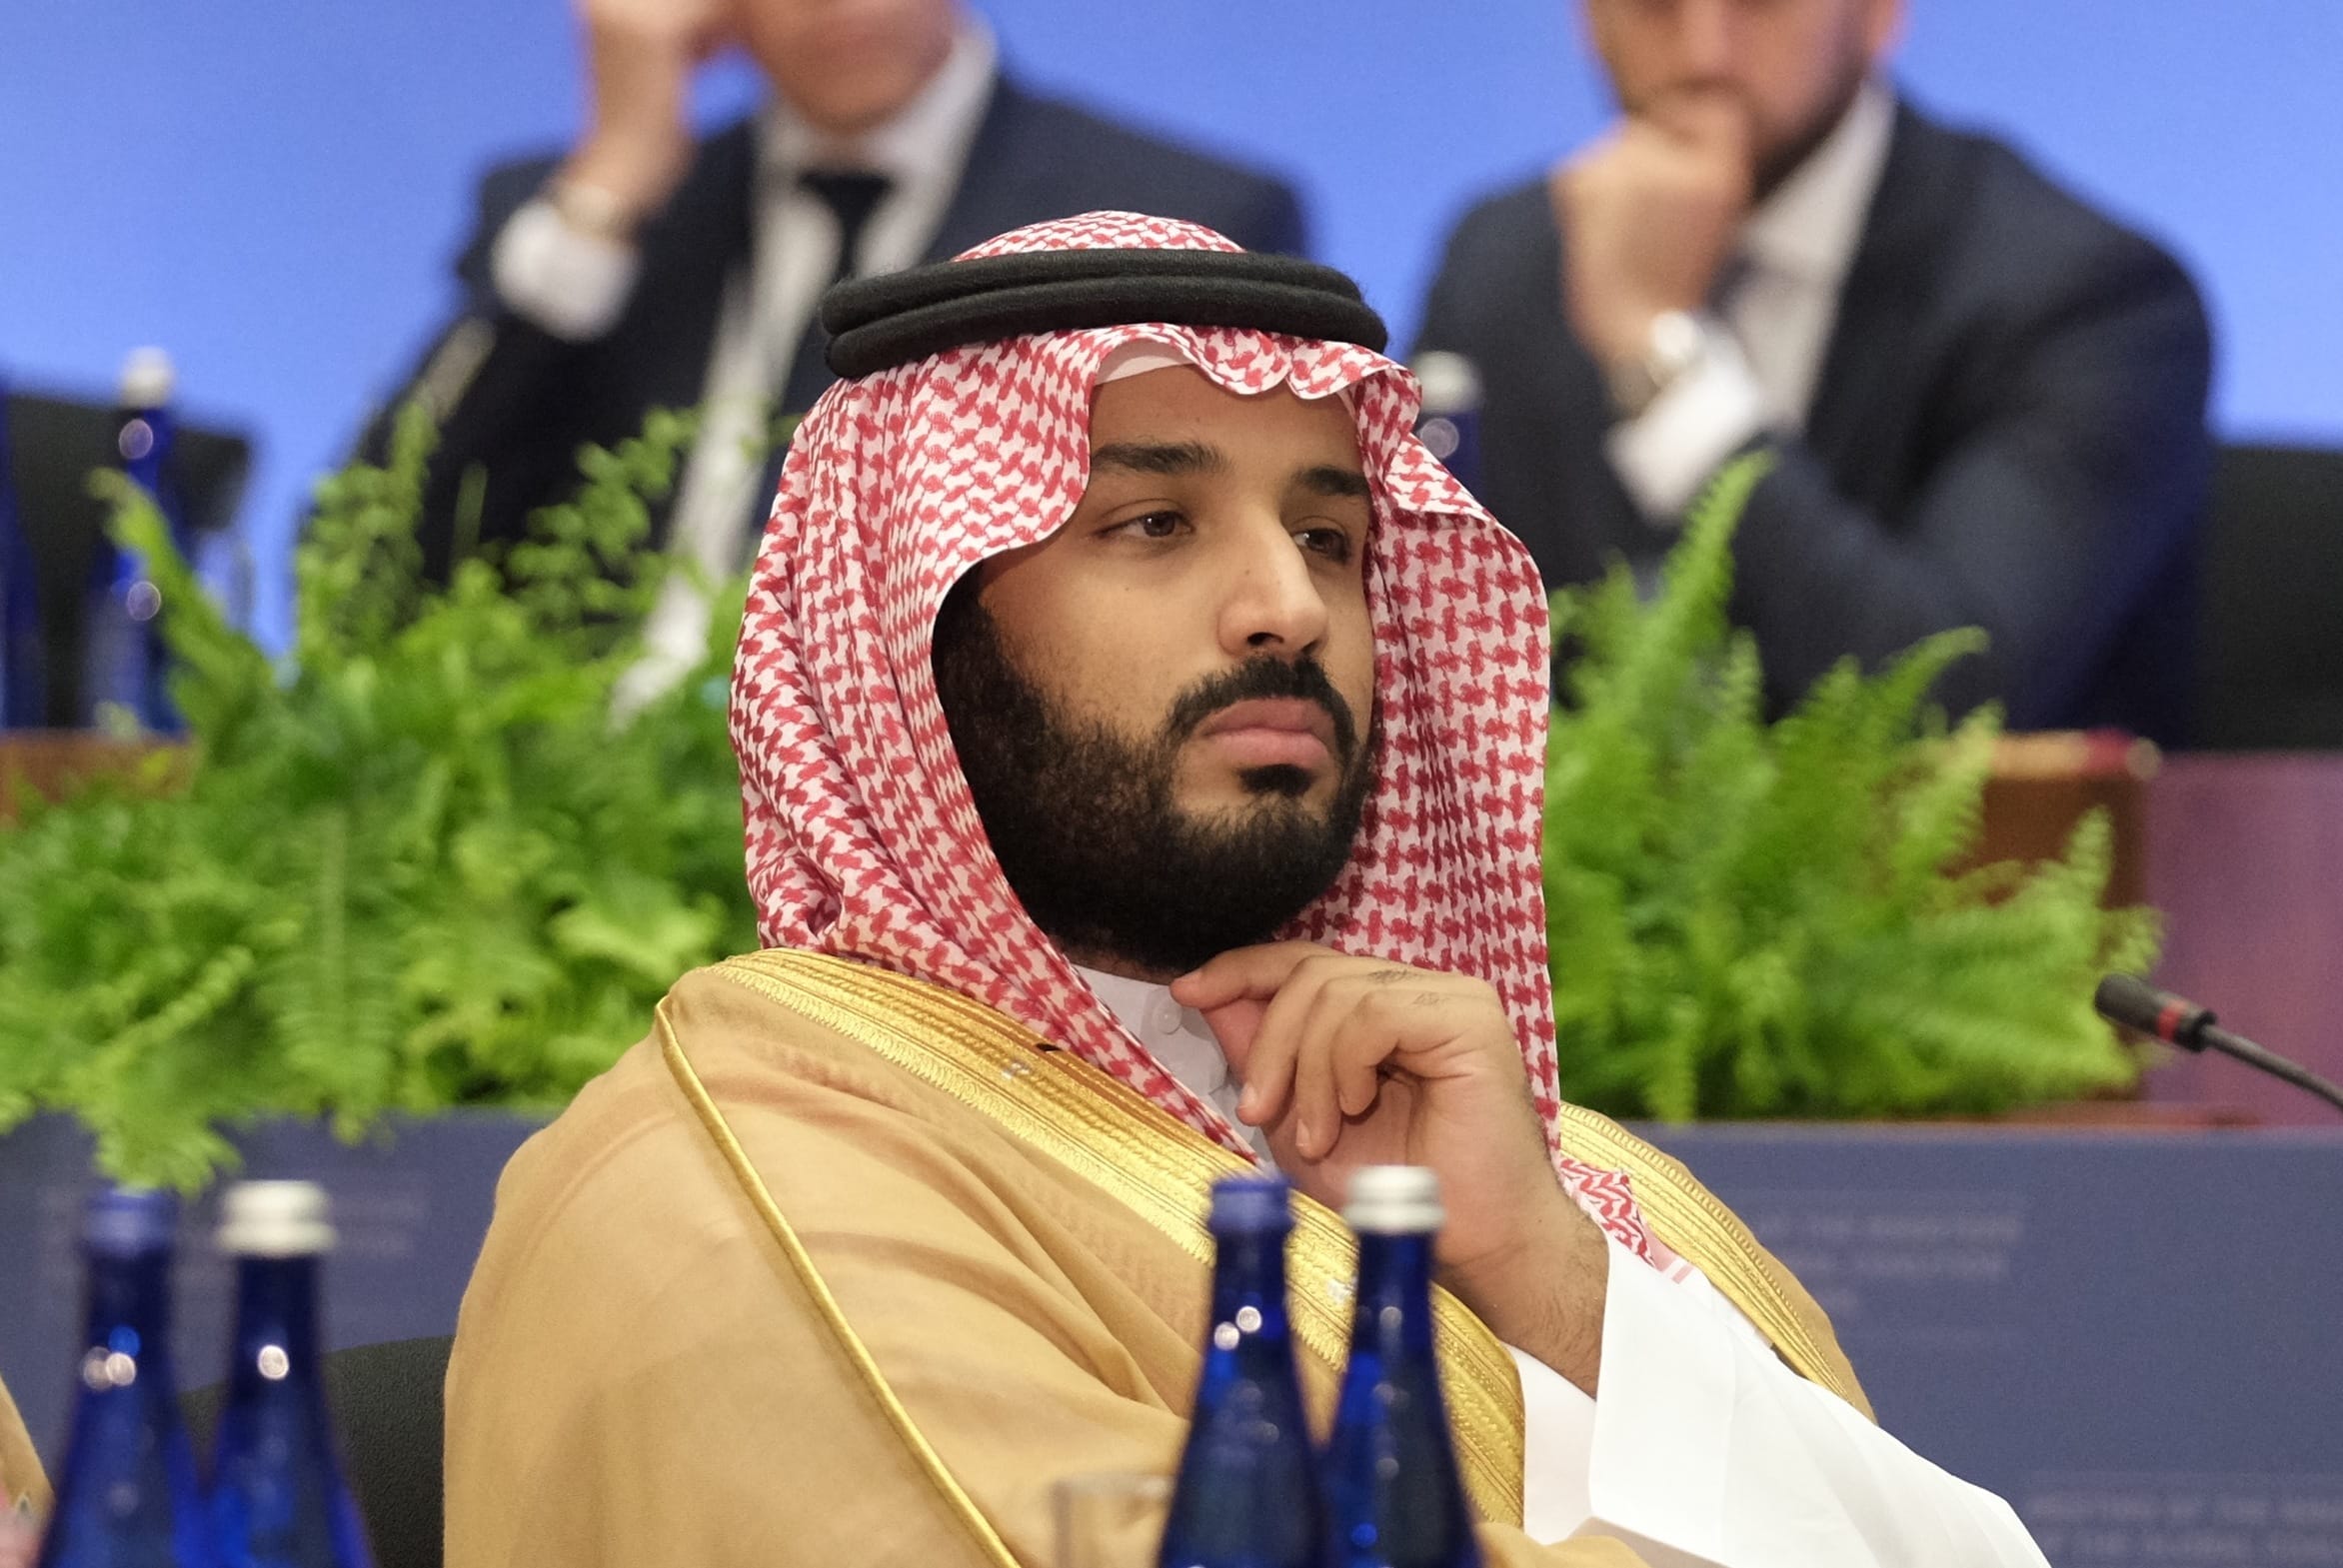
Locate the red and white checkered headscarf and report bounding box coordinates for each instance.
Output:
[731,212,1657,1258]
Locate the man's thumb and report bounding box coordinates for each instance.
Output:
[1198,997,1269,1075]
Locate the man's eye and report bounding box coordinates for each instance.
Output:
[1113,511,1185,540]
[1295,527,1355,564]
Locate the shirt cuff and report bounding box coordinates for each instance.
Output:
[489,197,643,342]
[1603,334,1768,525]
[1506,1343,1596,1545]
[1561,1232,2050,1567]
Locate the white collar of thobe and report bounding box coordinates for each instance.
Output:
[1074,963,1279,1165]
[1075,964,1232,1098]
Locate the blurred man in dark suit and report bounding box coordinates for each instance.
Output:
[1416,0,2212,741]
[361,0,1304,692]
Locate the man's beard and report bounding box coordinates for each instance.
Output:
[931,585,1374,976]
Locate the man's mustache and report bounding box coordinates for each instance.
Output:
[1162,658,1361,765]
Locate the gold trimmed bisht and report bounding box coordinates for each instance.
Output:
[0,1368,49,1528]
[675,948,1867,1554]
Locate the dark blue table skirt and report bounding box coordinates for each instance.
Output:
[3,1113,2337,1566]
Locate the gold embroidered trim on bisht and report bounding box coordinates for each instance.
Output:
[657,1001,1022,1568]
[0,1369,49,1522]
[1552,1105,1872,1417]
[709,946,1530,1527]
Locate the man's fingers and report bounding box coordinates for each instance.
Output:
[1171,940,1326,1011]
[1188,949,1467,1151]
[1195,996,1267,1075]
[1293,977,1421,1158]
[1287,981,1358,1158]
[1220,954,1337,1126]
[1331,1017,1388,1119]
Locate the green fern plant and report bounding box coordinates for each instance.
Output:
[0,406,759,1188]
[0,419,2161,1184]
[1544,455,2157,1120]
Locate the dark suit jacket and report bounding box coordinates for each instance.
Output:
[363,76,1307,580]
[1415,100,2213,743]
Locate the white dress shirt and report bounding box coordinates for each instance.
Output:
[1607,78,1898,524]
[1076,961,2048,1565]
[491,19,1001,713]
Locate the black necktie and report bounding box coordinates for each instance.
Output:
[778,170,895,417]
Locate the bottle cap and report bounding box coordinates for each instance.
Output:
[1207,1176,1292,1235]
[217,1180,337,1257]
[1409,351,1482,416]
[84,1185,179,1256]
[1343,1165,1443,1234]
[118,347,176,410]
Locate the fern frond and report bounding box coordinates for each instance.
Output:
[0,402,760,1188]
[1544,465,2158,1121]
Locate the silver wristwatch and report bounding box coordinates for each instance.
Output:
[1605,309,1716,421]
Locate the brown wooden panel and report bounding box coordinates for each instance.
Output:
[1974,730,2154,908]
[0,732,181,824]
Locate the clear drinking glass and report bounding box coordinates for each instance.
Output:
[1053,1471,1172,1568]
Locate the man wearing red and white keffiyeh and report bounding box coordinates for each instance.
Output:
[721,210,2048,1564]
[734,210,1657,1372]
[445,211,2046,1568]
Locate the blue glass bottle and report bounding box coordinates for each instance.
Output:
[0,374,46,729]
[36,1186,214,1568]
[81,347,187,734]
[1159,1176,1326,1568]
[1323,1168,1480,1568]
[1409,353,1483,498]
[206,1182,375,1568]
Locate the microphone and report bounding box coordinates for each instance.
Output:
[2094,973,2343,1116]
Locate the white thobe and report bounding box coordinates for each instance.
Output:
[1078,964,2048,1566]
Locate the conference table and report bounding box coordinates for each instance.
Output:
[2,1110,2335,1568]
[2,739,2339,1568]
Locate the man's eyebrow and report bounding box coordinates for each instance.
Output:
[1089,441,1227,477]
[1292,464,1371,501]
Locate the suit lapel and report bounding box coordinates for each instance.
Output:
[1524,192,1652,584]
[589,118,757,546]
[628,117,761,415]
[923,77,1032,263]
[1802,104,1970,497]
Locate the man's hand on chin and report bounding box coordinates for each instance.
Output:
[1172,941,1610,1393]
[1549,88,1751,374]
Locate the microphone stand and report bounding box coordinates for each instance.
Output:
[2095,973,2343,1117]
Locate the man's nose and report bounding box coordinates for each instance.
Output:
[1672,0,1739,79]
[1217,523,1329,658]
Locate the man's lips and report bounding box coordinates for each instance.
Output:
[1192,699,1336,770]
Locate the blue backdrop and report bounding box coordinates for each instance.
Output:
[5,1,2339,650]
